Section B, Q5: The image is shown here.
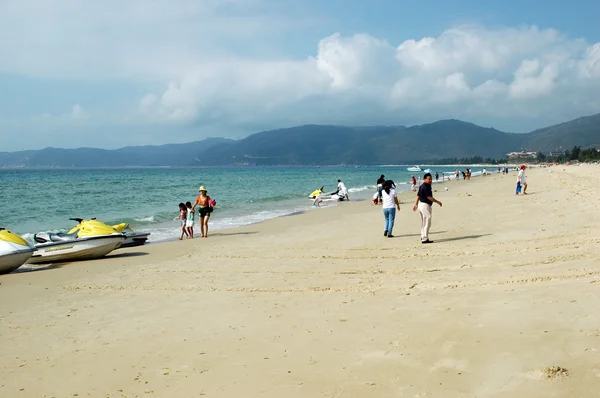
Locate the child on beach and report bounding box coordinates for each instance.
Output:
[185,201,195,238]
[174,202,188,240]
[313,195,323,207]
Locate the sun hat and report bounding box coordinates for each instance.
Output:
[198,186,207,192]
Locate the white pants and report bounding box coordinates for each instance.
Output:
[418,202,432,241]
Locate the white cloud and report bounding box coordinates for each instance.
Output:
[135,25,599,129]
[70,104,87,120]
[32,104,88,124]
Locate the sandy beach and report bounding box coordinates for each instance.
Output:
[1,165,599,398]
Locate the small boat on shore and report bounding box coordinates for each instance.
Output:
[0,228,36,274]
[29,219,125,264]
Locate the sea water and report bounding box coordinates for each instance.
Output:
[0,166,480,242]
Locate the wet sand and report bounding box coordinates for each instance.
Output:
[1,164,599,397]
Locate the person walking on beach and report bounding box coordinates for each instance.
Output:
[192,186,214,238]
[376,174,385,204]
[174,202,188,240]
[337,179,349,201]
[411,175,417,191]
[413,173,442,244]
[455,170,459,181]
[381,180,400,238]
[434,172,439,182]
[185,201,195,239]
[516,165,527,195]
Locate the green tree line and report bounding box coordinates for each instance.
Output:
[537,146,600,163]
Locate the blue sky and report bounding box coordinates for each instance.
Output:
[0,0,599,151]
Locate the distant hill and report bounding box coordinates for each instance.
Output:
[0,138,233,168]
[0,113,598,167]
[522,113,600,152]
[200,121,521,165]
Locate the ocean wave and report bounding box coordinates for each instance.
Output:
[348,185,374,193]
[246,193,299,203]
[134,216,155,223]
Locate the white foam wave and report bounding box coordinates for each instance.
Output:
[141,204,316,243]
[348,185,374,193]
[134,216,155,223]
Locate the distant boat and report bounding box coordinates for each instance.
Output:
[407,166,421,172]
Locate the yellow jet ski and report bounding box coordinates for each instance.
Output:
[308,186,346,201]
[69,218,150,247]
[111,222,150,247]
[0,228,36,274]
[30,218,125,264]
[308,186,325,199]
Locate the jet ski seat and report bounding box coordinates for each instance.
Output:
[34,232,78,243]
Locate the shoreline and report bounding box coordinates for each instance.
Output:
[19,169,492,260]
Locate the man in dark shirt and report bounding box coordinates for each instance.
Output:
[412,173,442,244]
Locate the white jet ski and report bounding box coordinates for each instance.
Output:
[308,187,347,202]
[0,228,36,274]
[29,218,125,264]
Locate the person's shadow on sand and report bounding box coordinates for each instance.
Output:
[434,234,492,243]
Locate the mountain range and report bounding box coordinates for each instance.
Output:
[1,113,598,167]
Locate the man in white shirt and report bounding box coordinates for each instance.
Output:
[517,165,528,195]
[337,179,349,201]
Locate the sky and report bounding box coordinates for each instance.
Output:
[0,0,599,151]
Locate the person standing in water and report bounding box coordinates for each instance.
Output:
[413,173,442,244]
[411,175,417,192]
[381,180,400,238]
[337,179,349,201]
[192,186,213,238]
[434,172,439,182]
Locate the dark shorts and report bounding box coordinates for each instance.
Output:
[198,207,211,218]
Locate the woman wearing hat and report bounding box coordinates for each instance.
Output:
[192,186,214,238]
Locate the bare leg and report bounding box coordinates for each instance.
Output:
[203,217,210,238]
[523,183,528,194]
[199,217,206,237]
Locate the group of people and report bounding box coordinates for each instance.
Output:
[454,169,471,180]
[312,179,350,207]
[175,186,215,240]
[376,173,442,243]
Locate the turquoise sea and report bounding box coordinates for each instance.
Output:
[0,166,479,242]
